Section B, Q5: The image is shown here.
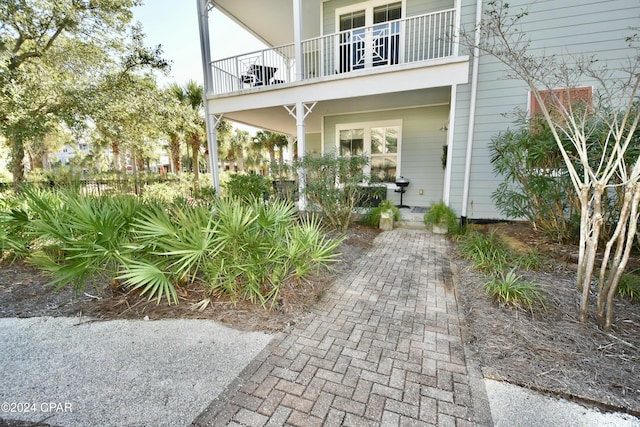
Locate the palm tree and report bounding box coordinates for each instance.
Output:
[220,129,251,173]
[253,130,290,179]
[253,130,288,165]
[167,80,205,188]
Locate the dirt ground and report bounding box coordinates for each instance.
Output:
[0,222,639,417]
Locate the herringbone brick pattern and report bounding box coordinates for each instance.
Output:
[193,229,491,426]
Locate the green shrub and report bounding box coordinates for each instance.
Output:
[617,271,640,302]
[457,230,511,273]
[359,199,400,227]
[515,249,543,271]
[119,197,343,307]
[223,173,272,201]
[142,181,188,204]
[296,153,369,232]
[26,189,146,293]
[484,269,546,313]
[423,201,458,232]
[8,187,343,307]
[0,192,32,259]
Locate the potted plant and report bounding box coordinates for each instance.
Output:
[423,201,457,234]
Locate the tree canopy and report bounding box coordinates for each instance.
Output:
[0,0,168,184]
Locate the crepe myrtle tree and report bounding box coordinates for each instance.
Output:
[463,1,640,330]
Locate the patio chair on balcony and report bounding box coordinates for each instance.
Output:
[247,64,278,86]
[240,74,255,87]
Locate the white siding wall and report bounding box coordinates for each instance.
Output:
[449,0,639,220]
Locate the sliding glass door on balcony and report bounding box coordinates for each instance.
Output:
[338,2,401,73]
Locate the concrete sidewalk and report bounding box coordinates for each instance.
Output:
[0,318,271,426]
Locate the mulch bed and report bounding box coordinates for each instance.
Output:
[1,222,639,418]
[455,222,640,417]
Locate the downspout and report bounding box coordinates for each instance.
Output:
[461,0,483,225]
[196,0,221,194]
[443,84,457,204]
[444,0,462,204]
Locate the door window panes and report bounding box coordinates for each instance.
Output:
[338,123,401,183]
[339,129,364,156]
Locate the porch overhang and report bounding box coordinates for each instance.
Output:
[206,56,469,134]
[208,0,321,47]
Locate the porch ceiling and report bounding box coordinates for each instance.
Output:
[209,0,321,47]
[221,87,452,136]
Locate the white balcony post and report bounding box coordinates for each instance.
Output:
[453,0,462,56]
[293,0,303,81]
[196,0,221,193]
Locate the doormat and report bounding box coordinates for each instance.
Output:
[411,207,427,214]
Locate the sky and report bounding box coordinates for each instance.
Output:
[132,0,267,88]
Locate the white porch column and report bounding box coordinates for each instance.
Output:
[284,102,317,210]
[293,0,303,81]
[196,0,221,194]
[296,101,306,209]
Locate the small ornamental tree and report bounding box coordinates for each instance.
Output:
[463,1,640,330]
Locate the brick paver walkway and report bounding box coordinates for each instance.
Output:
[193,229,492,426]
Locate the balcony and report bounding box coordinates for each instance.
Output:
[210,8,456,96]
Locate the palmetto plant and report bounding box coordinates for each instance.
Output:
[0,192,33,259]
[25,189,145,292]
[201,198,343,308]
[119,196,343,307]
[4,188,343,307]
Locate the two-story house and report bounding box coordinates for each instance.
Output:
[197,0,638,221]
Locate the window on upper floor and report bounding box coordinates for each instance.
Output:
[529,86,593,122]
[337,120,402,183]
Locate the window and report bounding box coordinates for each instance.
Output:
[337,121,402,183]
[530,86,593,120]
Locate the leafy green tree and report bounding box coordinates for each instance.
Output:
[0,0,167,184]
[90,74,167,174]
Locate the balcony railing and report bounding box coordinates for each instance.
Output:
[211,8,456,95]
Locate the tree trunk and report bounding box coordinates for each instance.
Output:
[191,138,200,190]
[112,143,121,171]
[578,185,603,323]
[236,147,245,173]
[10,136,25,188]
[597,184,640,330]
[169,136,181,174]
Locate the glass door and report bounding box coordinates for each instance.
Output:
[372,3,401,67]
[339,10,366,73]
[338,3,402,73]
